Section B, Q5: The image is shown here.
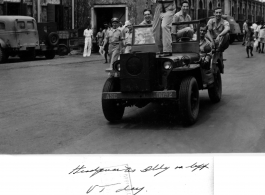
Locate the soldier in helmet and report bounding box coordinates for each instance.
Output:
[102,17,124,70]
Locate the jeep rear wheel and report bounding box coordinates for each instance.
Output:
[102,78,125,122]
[179,76,200,126]
[208,67,222,103]
[45,50,56,59]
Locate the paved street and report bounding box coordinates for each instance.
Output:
[0,44,265,154]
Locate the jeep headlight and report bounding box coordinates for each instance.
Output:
[163,61,173,70]
[181,55,191,66]
[113,61,121,72]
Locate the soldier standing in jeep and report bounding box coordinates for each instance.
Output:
[152,0,176,57]
[207,7,230,52]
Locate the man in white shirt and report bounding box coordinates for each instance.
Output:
[83,25,93,57]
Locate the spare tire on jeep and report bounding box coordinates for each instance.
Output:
[48,32,59,46]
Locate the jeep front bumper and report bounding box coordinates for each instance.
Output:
[102,90,176,100]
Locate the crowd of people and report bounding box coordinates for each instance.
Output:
[242,19,265,58]
[83,0,262,70]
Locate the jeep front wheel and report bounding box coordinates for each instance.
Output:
[208,67,222,103]
[102,78,125,122]
[179,76,200,125]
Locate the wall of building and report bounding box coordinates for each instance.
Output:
[0,0,264,31]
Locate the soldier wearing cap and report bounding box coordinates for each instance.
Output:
[103,17,124,70]
[152,0,176,57]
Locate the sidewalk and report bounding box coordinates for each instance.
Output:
[0,53,106,71]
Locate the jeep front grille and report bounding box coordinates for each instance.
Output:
[126,56,143,76]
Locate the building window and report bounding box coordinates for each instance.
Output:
[209,1,212,10]
[199,0,203,9]
[17,21,25,29]
[27,21,34,29]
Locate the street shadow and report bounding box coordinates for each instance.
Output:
[108,94,227,131]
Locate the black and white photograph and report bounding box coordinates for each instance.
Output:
[1,0,265,194]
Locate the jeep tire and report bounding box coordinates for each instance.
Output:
[208,67,222,103]
[102,78,125,122]
[179,76,200,125]
[45,50,56,59]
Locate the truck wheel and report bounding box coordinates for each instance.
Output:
[48,32,59,46]
[102,78,124,122]
[58,44,69,56]
[179,76,200,125]
[0,47,7,63]
[45,50,56,59]
[208,67,222,103]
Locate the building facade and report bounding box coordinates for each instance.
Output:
[0,0,264,32]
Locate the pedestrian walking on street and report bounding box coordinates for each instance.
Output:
[242,19,248,46]
[83,25,93,57]
[102,23,110,63]
[103,17,124,70]
[245,23,254,58]
[258,21,265,53]
[96,28,104,47]
[152,0,176,57]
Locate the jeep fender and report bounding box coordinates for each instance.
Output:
[168,66,203,89]
[0,39,6,48]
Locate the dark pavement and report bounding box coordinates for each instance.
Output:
[0,44,265,154]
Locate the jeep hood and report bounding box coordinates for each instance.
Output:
[161,53,200,63]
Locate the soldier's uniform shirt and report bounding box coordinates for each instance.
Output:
[172,11,193,31]
[207,18,230,51]
[105,28,123,67]
[207,18,230,39]
[200,38,212,53]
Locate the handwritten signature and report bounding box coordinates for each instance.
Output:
[140,164,170,176]
[87,184,145,195]
[69,165,136,177]
[186,162,209,172]
[69,163,210,178]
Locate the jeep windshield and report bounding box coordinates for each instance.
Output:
[132,25,155,45]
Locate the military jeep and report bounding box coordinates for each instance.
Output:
[102,20,224,125]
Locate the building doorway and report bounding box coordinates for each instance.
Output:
[92,5,127,33]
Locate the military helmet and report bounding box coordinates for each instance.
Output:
[111,17,119,23]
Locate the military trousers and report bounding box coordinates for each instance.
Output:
[109,44,120,69]
[152,4,175,53]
